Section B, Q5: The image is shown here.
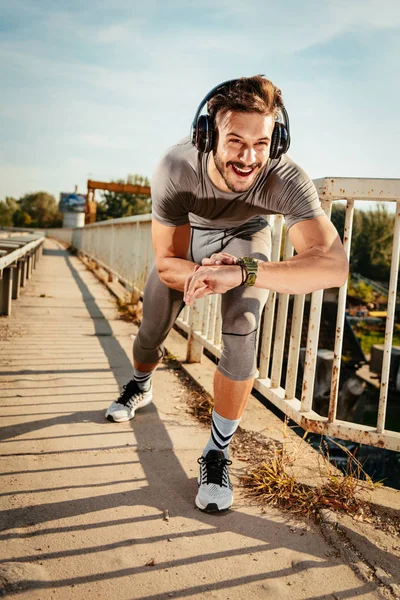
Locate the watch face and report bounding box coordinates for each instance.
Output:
[237,258,258,286]
[246,273,257,286]
[238,257,257,267]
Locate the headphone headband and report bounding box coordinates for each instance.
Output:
[191,79,240,136]
[190,77,291,159]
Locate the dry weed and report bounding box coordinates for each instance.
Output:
[241,433,380,520]
[187,392,214,424]
[162,346,382,524]
[116,289,143,325]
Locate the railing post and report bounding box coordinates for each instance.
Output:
[377,199,400,433]
[270,234,295,388]
[26,254,31,280]
[285,295,306,399]
[12,262,22,300]
[299,199,332,413]
[186,300,204,363]
[0,267,13,316]
[328,199,355,423]
[20,258,27,288]
[258,215,284,379]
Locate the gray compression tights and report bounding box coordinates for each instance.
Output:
[133,217,271,381]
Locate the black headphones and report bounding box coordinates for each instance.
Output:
[190,78,291,159]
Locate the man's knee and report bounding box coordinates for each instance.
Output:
[133,333,164,364]
[222,308,258,336]
[217,293,266,380]
[218,326,258,381]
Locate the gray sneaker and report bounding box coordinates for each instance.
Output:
[195,450,233,512]
[105,379,152,422]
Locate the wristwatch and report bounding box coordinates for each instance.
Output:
[236,257,258,286]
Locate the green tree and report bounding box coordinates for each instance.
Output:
[96,174,151,221]
[16,191,63,228]
[351,204,394,282]
[331,203,393,282]
[12,210,33,227]
[0,197,19,226]
[347,277,375,304]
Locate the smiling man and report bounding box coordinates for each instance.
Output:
[105,76,348,513]
[210,110,273,192]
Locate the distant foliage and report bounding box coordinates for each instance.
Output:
[0,192,62,228]
[0,197,19,226]
[96,174,152,221]
[347,277,375,304]
[331,203,394,282]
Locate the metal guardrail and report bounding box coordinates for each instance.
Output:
[0,234,45,315]
[72,214,153,292]
[72,177,400,451]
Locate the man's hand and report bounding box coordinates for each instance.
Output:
[201,252,237,266]
[184,264,242,305]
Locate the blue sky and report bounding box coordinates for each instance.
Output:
[1,0,399,201]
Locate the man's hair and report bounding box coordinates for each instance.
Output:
[207,75,284,124]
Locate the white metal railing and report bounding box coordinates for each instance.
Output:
[0,233,45,315]
[72,178,400,451]
[72,215,153,293]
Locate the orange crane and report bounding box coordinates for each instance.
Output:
[85,179,151,224]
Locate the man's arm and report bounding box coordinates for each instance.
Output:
[183,215,349,304]
[152,219,197,292]
[255,214,349,294]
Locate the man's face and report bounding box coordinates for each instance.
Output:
[211,110,275,193]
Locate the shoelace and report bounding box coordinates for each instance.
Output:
[117,381,143,406]
[198,456,232,487]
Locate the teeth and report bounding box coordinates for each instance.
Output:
[234,166,252,174]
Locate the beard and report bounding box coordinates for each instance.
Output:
[213,150,263,193]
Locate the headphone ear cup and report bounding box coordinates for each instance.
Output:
[195,115,213,153]
[270,122,289,159]
[270,122,282,159]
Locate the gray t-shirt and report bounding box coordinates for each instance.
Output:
[151,137,324,230]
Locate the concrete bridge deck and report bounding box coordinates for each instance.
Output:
[0,238,395,599]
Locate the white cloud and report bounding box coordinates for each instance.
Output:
[1,0,399,200]
[75,133,130,149]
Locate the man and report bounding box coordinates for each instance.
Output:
[105,76,348,513]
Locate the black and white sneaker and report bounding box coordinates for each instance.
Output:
[105,379,153,422]
[195,450,233,512]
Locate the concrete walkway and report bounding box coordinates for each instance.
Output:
[0,239,387,599]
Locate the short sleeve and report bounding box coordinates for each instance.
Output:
[151,151,192,227]
[267,157,325,231]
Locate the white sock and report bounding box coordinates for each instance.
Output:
[133,367,154,392]
[202,409,241,459]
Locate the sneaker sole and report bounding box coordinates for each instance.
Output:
[105,394,153,423]
[106,413,133,423]
[195,495,233,513]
